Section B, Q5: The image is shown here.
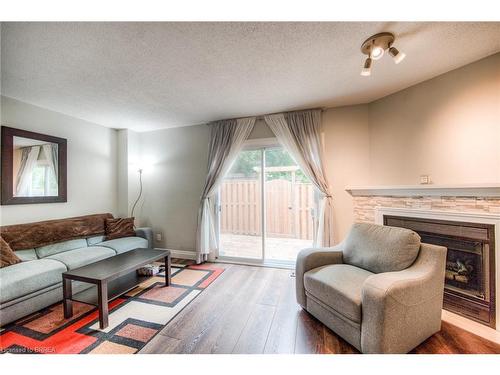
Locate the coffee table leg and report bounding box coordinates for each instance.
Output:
[165,255,171,286]
[63,277,73,319]
[98,281,109,329]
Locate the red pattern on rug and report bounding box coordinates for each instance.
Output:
[0,264,223,354]
[189,264,225,288]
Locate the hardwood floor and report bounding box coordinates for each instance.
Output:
[140,262,500,354]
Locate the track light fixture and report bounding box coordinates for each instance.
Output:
[360,32,406,76]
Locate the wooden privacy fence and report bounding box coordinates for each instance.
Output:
[220,179,315,240]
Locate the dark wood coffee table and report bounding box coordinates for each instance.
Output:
[62,248,171,329]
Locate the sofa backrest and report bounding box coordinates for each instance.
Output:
[86,235,106,246]
[35,238,89,258]
[0,213,113,251]
[13,248,38,261]
[342,223,421,273]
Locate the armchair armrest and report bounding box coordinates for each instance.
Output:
[295,245,344,308]
[361,243,447,353]
[135,227,154,248]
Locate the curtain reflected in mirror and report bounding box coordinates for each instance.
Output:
[13,136,59,197]
[2,126,66,205]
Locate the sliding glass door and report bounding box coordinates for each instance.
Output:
[218,141,315,265]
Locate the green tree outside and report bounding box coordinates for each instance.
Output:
[227,148,310,182]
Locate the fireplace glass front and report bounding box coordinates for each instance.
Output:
[383,215,495,328]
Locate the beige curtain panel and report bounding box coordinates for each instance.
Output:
[195,117,256,263]
[265,109,333,247]
[15,145,41,196]
[42,143,58,181]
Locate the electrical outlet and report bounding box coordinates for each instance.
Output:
[155,233,162,242]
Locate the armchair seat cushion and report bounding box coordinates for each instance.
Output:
[304,264,373,323]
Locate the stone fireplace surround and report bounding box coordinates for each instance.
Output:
[347,184,500,332]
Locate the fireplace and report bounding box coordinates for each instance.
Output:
[383,215,496,328]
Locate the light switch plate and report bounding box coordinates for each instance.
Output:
[419,175,430,184]
[155,233,162,242]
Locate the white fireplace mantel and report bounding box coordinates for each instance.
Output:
[346,184,500,197]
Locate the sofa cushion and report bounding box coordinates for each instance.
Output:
[36,239,89,258]
[342,223,421,274]
[14,248,38,261]
[304,264,373,323]
[0,259,67,303]
[1,236,22,268]
[86,235,105,246]
[99,236,148,254]
[105,217,136,240]
[46,246,116,270]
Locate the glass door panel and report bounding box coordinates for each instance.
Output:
[219,149,263,260]
[264,148,314,261]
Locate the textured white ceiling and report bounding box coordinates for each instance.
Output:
[2,22,500,132]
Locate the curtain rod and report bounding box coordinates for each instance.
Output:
[208,107,326,125]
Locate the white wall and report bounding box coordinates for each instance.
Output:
[0,96,118,225]
[116,129,129,217]
[369,52,500,185]
[136,124,210,250]
[248,118,275,139]
[322,105,371,242]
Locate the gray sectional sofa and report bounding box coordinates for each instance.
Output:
[0,228,152,326]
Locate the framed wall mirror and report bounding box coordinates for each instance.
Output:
[1,126,67,205]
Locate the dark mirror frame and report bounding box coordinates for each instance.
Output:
[1,126,67,205]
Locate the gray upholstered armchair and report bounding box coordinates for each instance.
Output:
[296,223,447,353]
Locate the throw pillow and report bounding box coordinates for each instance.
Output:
[105,217,136,240]
[1,236,22,268]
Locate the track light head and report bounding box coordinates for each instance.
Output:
[360,57,372,76]
[370,46,384,60]
[389,46,406,64]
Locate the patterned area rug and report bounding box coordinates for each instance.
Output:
[0,263,223,354]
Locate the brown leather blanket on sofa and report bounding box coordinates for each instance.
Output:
[0,213,113,250]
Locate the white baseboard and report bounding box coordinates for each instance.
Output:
[441,310,500,343]
[215,257,294,270]
[155,248,197,260]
